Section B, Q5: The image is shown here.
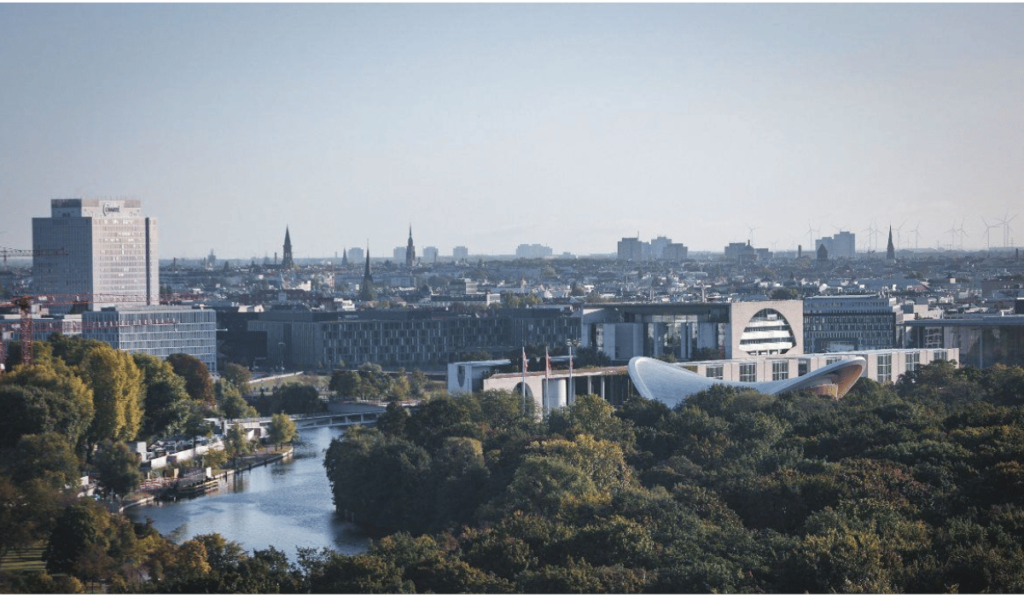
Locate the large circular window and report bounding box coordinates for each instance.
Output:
[739,308,796,355]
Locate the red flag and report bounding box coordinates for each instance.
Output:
[545,348,551,378]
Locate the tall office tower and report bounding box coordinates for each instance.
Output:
[617,236,644,261]
[33,199,158,312]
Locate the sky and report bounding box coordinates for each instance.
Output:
[1,4,1022,259]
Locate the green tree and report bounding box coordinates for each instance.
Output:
[167,353,215,407]
[216,379,258,419]
[0,360,94,455]
[94,440,142,504]
[221,363,252,394]
[329,370,364,398]
[44,501,106,575]
[134,353,192,439]
[225,424,253,467]
[81,344,145,448]
[267,413,298,449]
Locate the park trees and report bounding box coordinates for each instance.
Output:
[220,362,252,394]
[166,353,215,407]
[93,440,142,505]
[0,360,94,454]
[81,344,145,449]
[267,413,298,449]
[133,353,192,439]
[216,379,258,419]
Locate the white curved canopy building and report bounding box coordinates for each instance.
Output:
[628,356,866,409]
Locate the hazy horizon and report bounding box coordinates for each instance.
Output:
[2,4,1022,258]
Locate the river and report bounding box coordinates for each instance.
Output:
[127,426,369,562]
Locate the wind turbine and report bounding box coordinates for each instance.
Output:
[911,221,922,250]
[1000,212,1018,248]
[745,223,759,246]
[946,220,958,250]
[982,216,1000,251]
[807,222,820,251]
[956,218,969,250]
[893,220,907,250]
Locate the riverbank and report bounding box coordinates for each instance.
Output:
[121,446,294,511]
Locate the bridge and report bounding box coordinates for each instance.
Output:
[220,404,386,437]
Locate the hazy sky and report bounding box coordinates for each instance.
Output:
[1,4,1022,259]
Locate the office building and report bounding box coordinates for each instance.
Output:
[33,198,158,311]
[249,306,581,369]
[453,246,469,260]
[580,300,804,363]
[803,294,905,352]
[516,244,553,259]
[83,306,218,373]
[617,237,643,261]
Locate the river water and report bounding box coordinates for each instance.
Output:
[126,426,369,562]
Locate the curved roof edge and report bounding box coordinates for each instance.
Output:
[627,356,866,408]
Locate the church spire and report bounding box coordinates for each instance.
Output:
[360,242,376,301]
[405,224,416,268]
[886,226,895,261]
[281,226,295,269]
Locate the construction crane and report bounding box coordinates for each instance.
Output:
[0,246,68,269]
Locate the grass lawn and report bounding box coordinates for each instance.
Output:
[0,544,46,573]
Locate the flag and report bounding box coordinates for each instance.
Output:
[522,347,528,373]
[545,347,551,378]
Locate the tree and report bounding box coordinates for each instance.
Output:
[221,363,252,395]
[166,353,215,407]
[267,413,298,449]
[6,431,81,488]
[225,424,253,467]
[216,379,258,419]
[81,344,145,448]
[330,370,364,399]
[94,440,142,504]
[0,476,34,569]
[0,360,94,455]
[44,501,105,575]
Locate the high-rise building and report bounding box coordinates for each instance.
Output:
[814,231,856,259]
[33,199,158,312]
[617,237,643,261]
[453,246,469,260]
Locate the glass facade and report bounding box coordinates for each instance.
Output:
[83,307,217,373]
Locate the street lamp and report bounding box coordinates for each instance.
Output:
[567,338,580,405]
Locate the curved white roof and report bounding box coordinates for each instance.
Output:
[627,356,866,409]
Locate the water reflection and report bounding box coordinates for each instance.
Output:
[127,426,368,561]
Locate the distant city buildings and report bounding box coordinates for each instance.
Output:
[347,247,364,264]
[617,235,688,262]
[815,231,856,259]
[724,241,771,262]
[516,244,553,259]
[453,246,469,260]
[423,246,439,263]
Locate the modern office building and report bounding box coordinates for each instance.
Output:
[83,306,218,373]
[453,246,469,260]
[803,294,905,353]
[29,198,216,371]
[516,244,553,259]
[249,306,581,370]
[33,198,158,312]
[580,300,804,363]
[907,315,1024,368]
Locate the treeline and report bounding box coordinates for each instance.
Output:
[0,335,266,590]
[316,360,1024,593]
[8,355,1024,592]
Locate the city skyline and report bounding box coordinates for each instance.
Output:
[1,4,1022,258]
